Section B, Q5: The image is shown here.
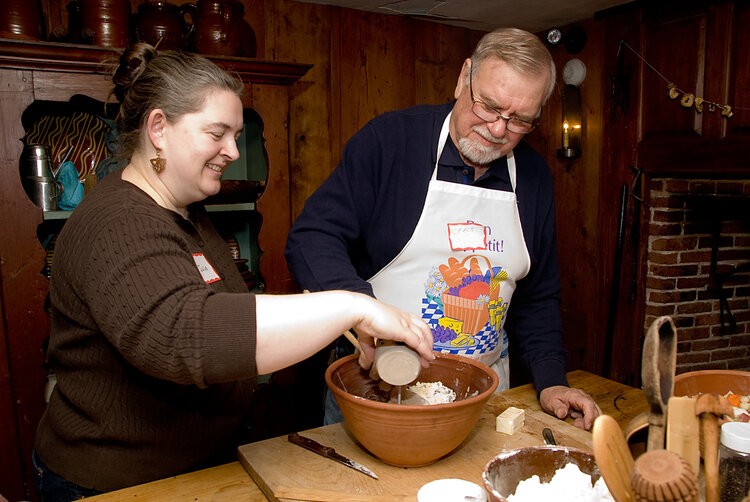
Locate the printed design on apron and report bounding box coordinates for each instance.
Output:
[423,252,510,360]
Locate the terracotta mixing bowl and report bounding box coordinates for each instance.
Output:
[482,445,601,502]
[673,369,750,396]
[625,369,750,457]
[325,353,498,467]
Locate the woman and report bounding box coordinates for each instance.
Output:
[33,43,434,501]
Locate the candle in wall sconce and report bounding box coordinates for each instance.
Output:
[557,59,586,160]
[557,104,581,159]
[561,120,582,150]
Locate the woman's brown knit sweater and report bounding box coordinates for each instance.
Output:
[34,172,258,492]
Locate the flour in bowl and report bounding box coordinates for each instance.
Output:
[406,381,456,404]
[507,462,613,502]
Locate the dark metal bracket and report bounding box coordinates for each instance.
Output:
[681,193,750,335]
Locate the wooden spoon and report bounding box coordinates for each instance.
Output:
[593,414,635,502]
[641,315,677,451]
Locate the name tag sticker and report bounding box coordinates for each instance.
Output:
[192,253,221,284]
[447,222,487,251]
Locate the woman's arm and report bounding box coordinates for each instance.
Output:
[254,291,434,375]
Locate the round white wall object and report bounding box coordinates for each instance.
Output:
[563,58,587,86]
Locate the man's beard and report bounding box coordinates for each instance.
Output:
[457,128,508,166]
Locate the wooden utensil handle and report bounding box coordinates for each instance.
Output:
[702,416,720,502]
[288,432,334,456]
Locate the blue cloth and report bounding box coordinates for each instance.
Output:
[285,102,569,394]
[55,161,83,211]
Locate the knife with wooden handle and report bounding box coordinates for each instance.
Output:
[288,432,379,480]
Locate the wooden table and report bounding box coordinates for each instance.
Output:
[87,370,646,501]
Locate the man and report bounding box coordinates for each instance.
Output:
[285,27,600,430]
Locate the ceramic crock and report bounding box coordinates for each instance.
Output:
[134,0,196,50]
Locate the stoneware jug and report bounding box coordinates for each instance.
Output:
[80,0,131,47]
[192,0,244,56]
[1,0,44,40]
[134,0,196,50]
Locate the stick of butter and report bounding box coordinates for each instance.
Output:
[496,406,525,435]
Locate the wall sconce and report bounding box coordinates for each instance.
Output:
[557,59,586,160]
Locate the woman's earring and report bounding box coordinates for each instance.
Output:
[150,148,166,174]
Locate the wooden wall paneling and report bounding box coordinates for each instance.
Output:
[521,72,556,163]
[328,6,343,188]
[0,69,50,501]
[252,83,294,293]
[32,71,113,102]
[598,4,646,385]
[572,19,606,373]
[337,9,416,145]
[266,0,336,221]
[640,9,706,141]
[540,19,607,374]
[727,2,750,137]
[0,296,25,502]
[412,21,482,106]
[702,2,732,140]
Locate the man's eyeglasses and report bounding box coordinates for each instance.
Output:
[468,70,538,134]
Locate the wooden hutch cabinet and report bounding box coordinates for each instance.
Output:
[0,38,309,500]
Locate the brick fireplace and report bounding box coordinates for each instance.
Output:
[644,178,750,373]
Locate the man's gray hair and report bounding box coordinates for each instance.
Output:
[470,27,556,104]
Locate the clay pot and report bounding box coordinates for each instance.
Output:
[325,353,498,467]
[191,0,247,56]
[1,0,44,40]
[80,0,131,47]
[134,0,196,50]
[625,370,750,460]
[674,369,750,396]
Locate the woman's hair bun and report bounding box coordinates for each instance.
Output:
[112,42,158,102]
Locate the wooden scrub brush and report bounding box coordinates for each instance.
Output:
[631,449,699,502]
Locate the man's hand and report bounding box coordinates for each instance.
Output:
[539,385,601,430]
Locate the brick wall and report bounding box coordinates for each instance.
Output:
[645,178,750,373]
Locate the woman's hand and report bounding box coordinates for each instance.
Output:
[351,294,435,369]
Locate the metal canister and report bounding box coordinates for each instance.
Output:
[20,144,59,210]
[22,176,60,211]
[20,143,54,179]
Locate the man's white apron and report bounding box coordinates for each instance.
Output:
[368,113,531,390]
